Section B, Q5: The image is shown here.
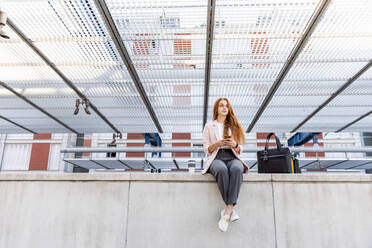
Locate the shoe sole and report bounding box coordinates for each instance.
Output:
[230,217,239,222]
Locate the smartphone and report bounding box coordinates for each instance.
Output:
[223,128,232,139]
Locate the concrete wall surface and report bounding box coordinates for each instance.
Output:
[0,172,371,248]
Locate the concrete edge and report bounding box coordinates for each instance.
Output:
[271,174,372,182]
[0,172,371,182]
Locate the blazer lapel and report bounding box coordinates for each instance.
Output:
[211,120,219,141]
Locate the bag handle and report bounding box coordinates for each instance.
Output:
[264,133,282,152]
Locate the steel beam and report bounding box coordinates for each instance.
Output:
[0,81,79,134]
[7,19,120,134]
[336,110,372,133]
[246,0,331,132]
[0,114,36,134]
[94,0,163,133]
[291,60,372,133]
[202,0,216,129]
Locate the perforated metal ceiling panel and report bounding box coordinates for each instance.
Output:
[0,0,371,134]
[253,0,372,132]
[0,0,157,133]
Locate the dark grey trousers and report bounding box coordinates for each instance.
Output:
[208,148,244,206]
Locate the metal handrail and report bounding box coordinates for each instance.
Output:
[60,147,372,153]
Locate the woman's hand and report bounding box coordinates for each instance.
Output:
[208,139,238,154]
[217,140,225,147]
[208,140,226,154]
[223,138,237,148]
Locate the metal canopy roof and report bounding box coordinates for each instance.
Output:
[0,0,371,134]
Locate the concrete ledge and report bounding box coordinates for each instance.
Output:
[0,172,371,182]
[271,173,372,182]
[1,172,372,248]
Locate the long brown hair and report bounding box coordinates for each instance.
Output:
[213,98,245,145]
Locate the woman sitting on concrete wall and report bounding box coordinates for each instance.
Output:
[202,97,249,232]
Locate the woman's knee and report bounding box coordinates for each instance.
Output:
[229,160,244,173]
[211,160,228,175]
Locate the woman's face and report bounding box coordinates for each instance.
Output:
[218,100,229,117]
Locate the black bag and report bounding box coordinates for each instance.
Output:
[257,133,292,173]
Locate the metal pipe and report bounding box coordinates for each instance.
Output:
[60,146,372,153]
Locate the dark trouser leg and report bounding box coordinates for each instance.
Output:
[209,159,229,205]
[226,159,244,206]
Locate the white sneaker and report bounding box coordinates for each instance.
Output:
[230,209,240,222]
[218,209,230,232]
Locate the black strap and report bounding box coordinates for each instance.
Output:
[264,133,282,152]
